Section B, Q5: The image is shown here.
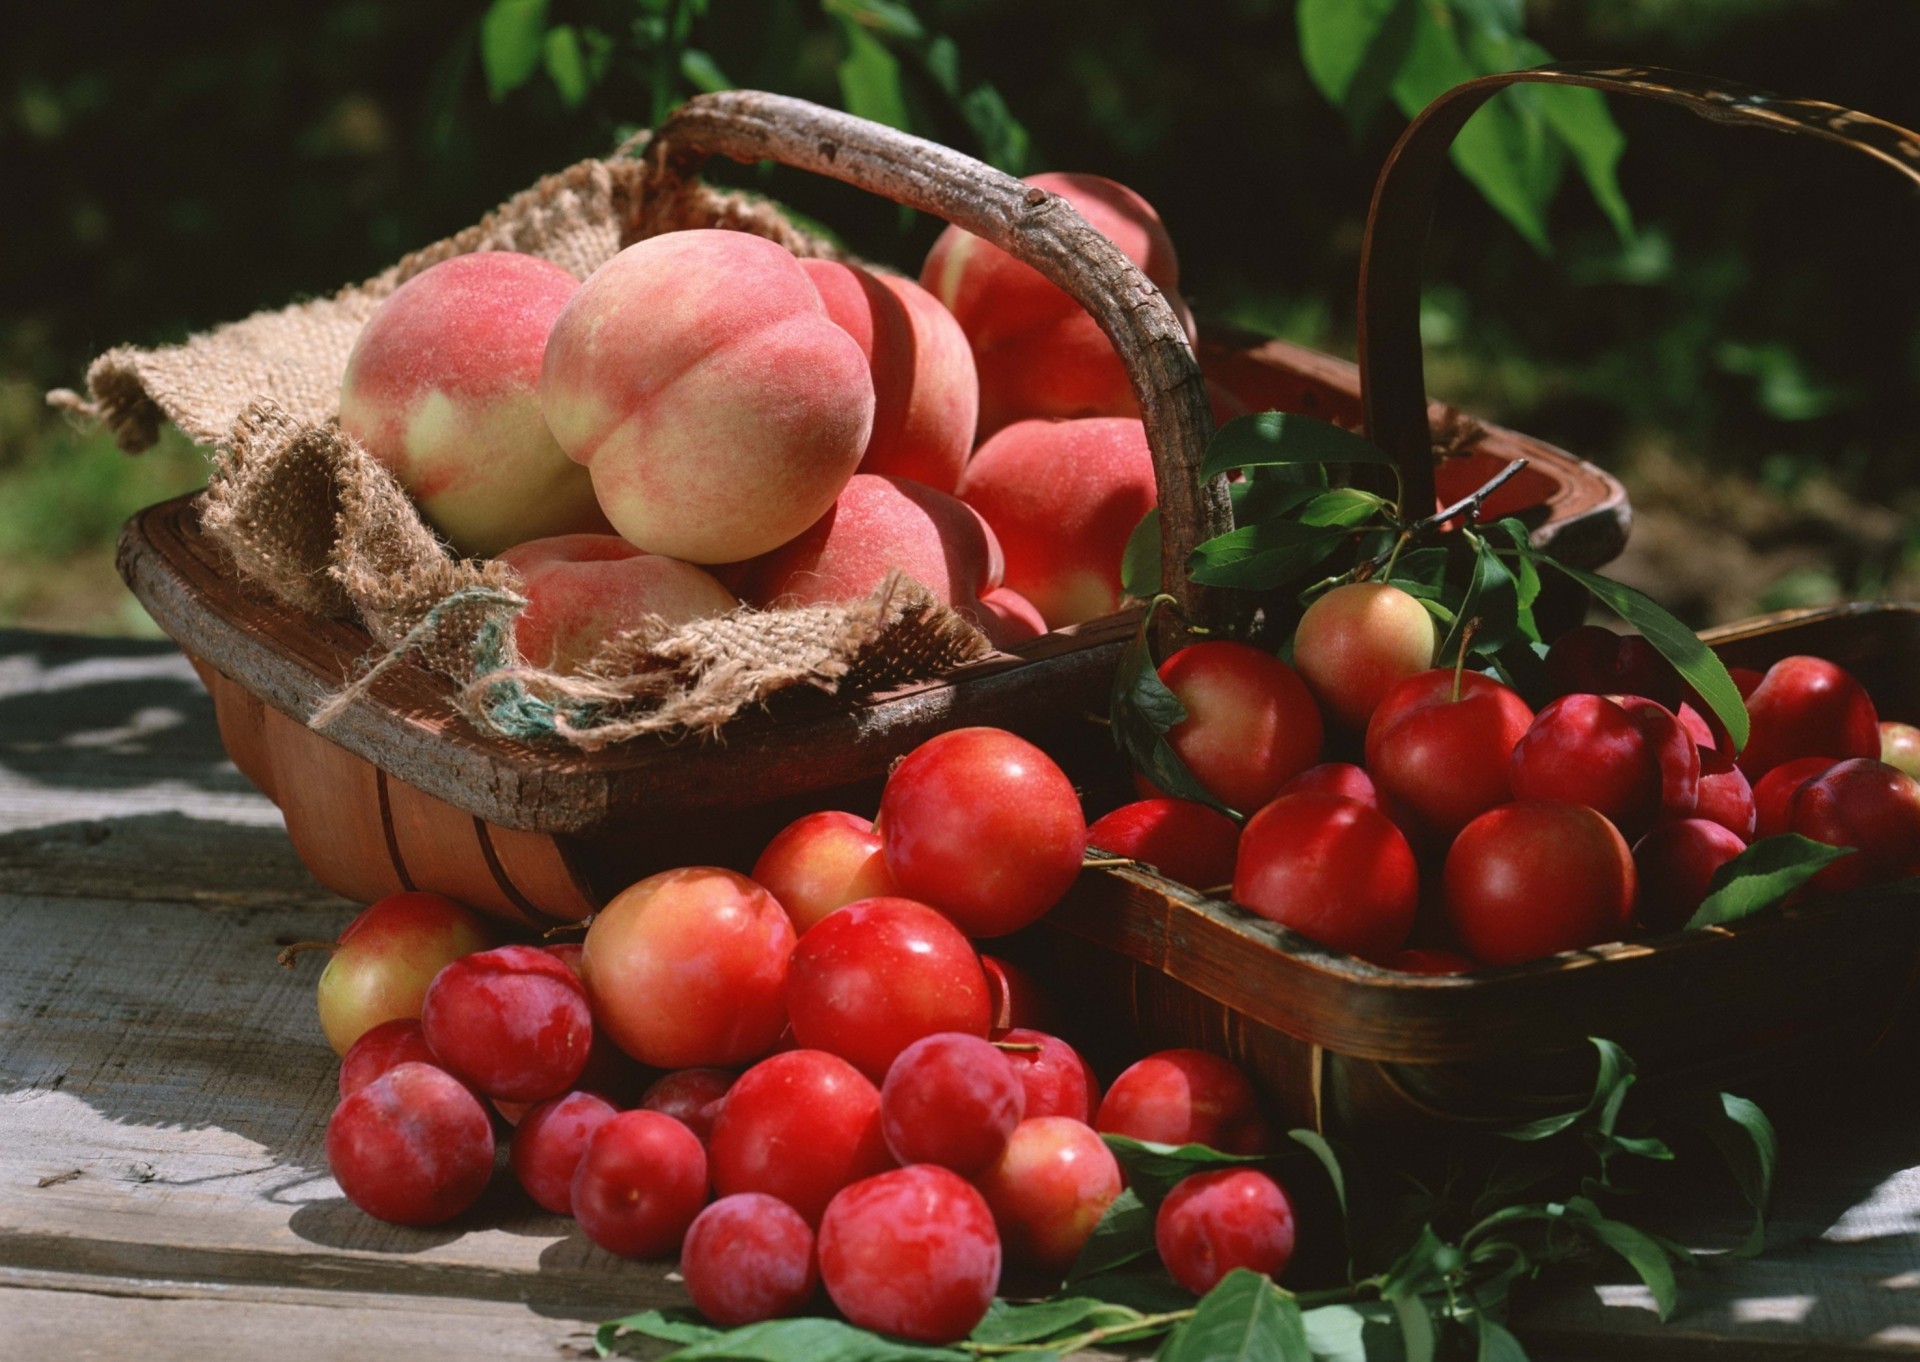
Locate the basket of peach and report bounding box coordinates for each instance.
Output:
[1032,64,1920,1131]
[79,88,1629,928]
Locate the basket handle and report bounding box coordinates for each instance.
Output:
[1359,62,1920,521]
[647,90,1231,635]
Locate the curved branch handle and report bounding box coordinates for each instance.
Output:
[1359,62,1920,519]
[649,91,1231,634]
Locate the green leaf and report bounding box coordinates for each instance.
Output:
[543,26,590,108]
[1683,834,1855,930]
[1576,1215,1681,1320]
[1287,1129,1349,1223]
[597,1308,720,1356]
[835,19,910,131]
[1541,559,1750,752]
[663,1317,968,1362]
[1436,532,1520,665]
[1102,1134,1269,1207]
[1201,413,1393,480]
[680,47,732,94]
[1297,0,1420,136]
[1695,1092,1779,1257]
[1390,4,1552,254]
[1301,1303,1407,1362]
[1065,1187,1156,1282]
[1391,1294,1436,1362]
[1108,608,1237,816]
[1190,492,1379,591]
[1385,546,1452,600]
[969,1298,1139,1346]
[1450,0,1524,34]
[959,83,1028,174]
[1121,508,1161,599]
[1500,1038,1631,1142]
[1491,518,1542,633]
[1523,47,1633,242]
[1160,1270,1312,1362]
[921,35,960,96]
[1381,1225,1461,1301]
[1062,1266,1196,1315]
[823,0,926,40]
[1472,1313,1531,1362]
[480,0,549,101]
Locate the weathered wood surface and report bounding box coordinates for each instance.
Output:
[1,628,1915,1359]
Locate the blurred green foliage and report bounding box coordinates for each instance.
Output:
[4,0,1919,633]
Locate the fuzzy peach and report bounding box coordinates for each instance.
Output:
[921,173,1189,433]
[970,587,1048,648]
[739,473,1003,610]
[338,252,606,557]
[958,417,1156,628]
[800,260,978,494]
[540,230,874,564]
[497,534,736,673]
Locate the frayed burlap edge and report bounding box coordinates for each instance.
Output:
[58,145,993,749]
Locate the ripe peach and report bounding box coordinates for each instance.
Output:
[957,417,1157,627]
[971,586,1049,648]
[339,252,606,557]
[800,259,978,493]
[497,534,736,673]
[1291,581,1437,731]
[540,230,873,563]
[921,172,1188,433]
[738,473,1002,610]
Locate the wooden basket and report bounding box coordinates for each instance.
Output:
[117,90,1628,927]
[1030,65,1920,1131]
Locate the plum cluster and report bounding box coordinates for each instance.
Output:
[312,726,1301,1342]
[336,173,1211,670]
[1094,584,1920,968]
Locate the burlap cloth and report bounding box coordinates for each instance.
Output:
[49,146,990,750]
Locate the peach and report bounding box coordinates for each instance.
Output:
[497,534,736,673]
[958,417,1156,628]
[338,252,607,557]
[739,473,1003,610]
[800,260,978,494]
[540,230,874,563]
[970,587,1048,648]
[921,172,1189,433]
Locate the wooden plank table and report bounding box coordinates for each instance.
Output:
[1,627,1915,1359]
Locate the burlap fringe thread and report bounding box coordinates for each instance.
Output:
[51,149,991,748]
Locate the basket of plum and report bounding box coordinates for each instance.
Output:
[105,87,1626,931]
[1033,64,1920,1130]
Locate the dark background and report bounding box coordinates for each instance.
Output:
[6,0,1918,631]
